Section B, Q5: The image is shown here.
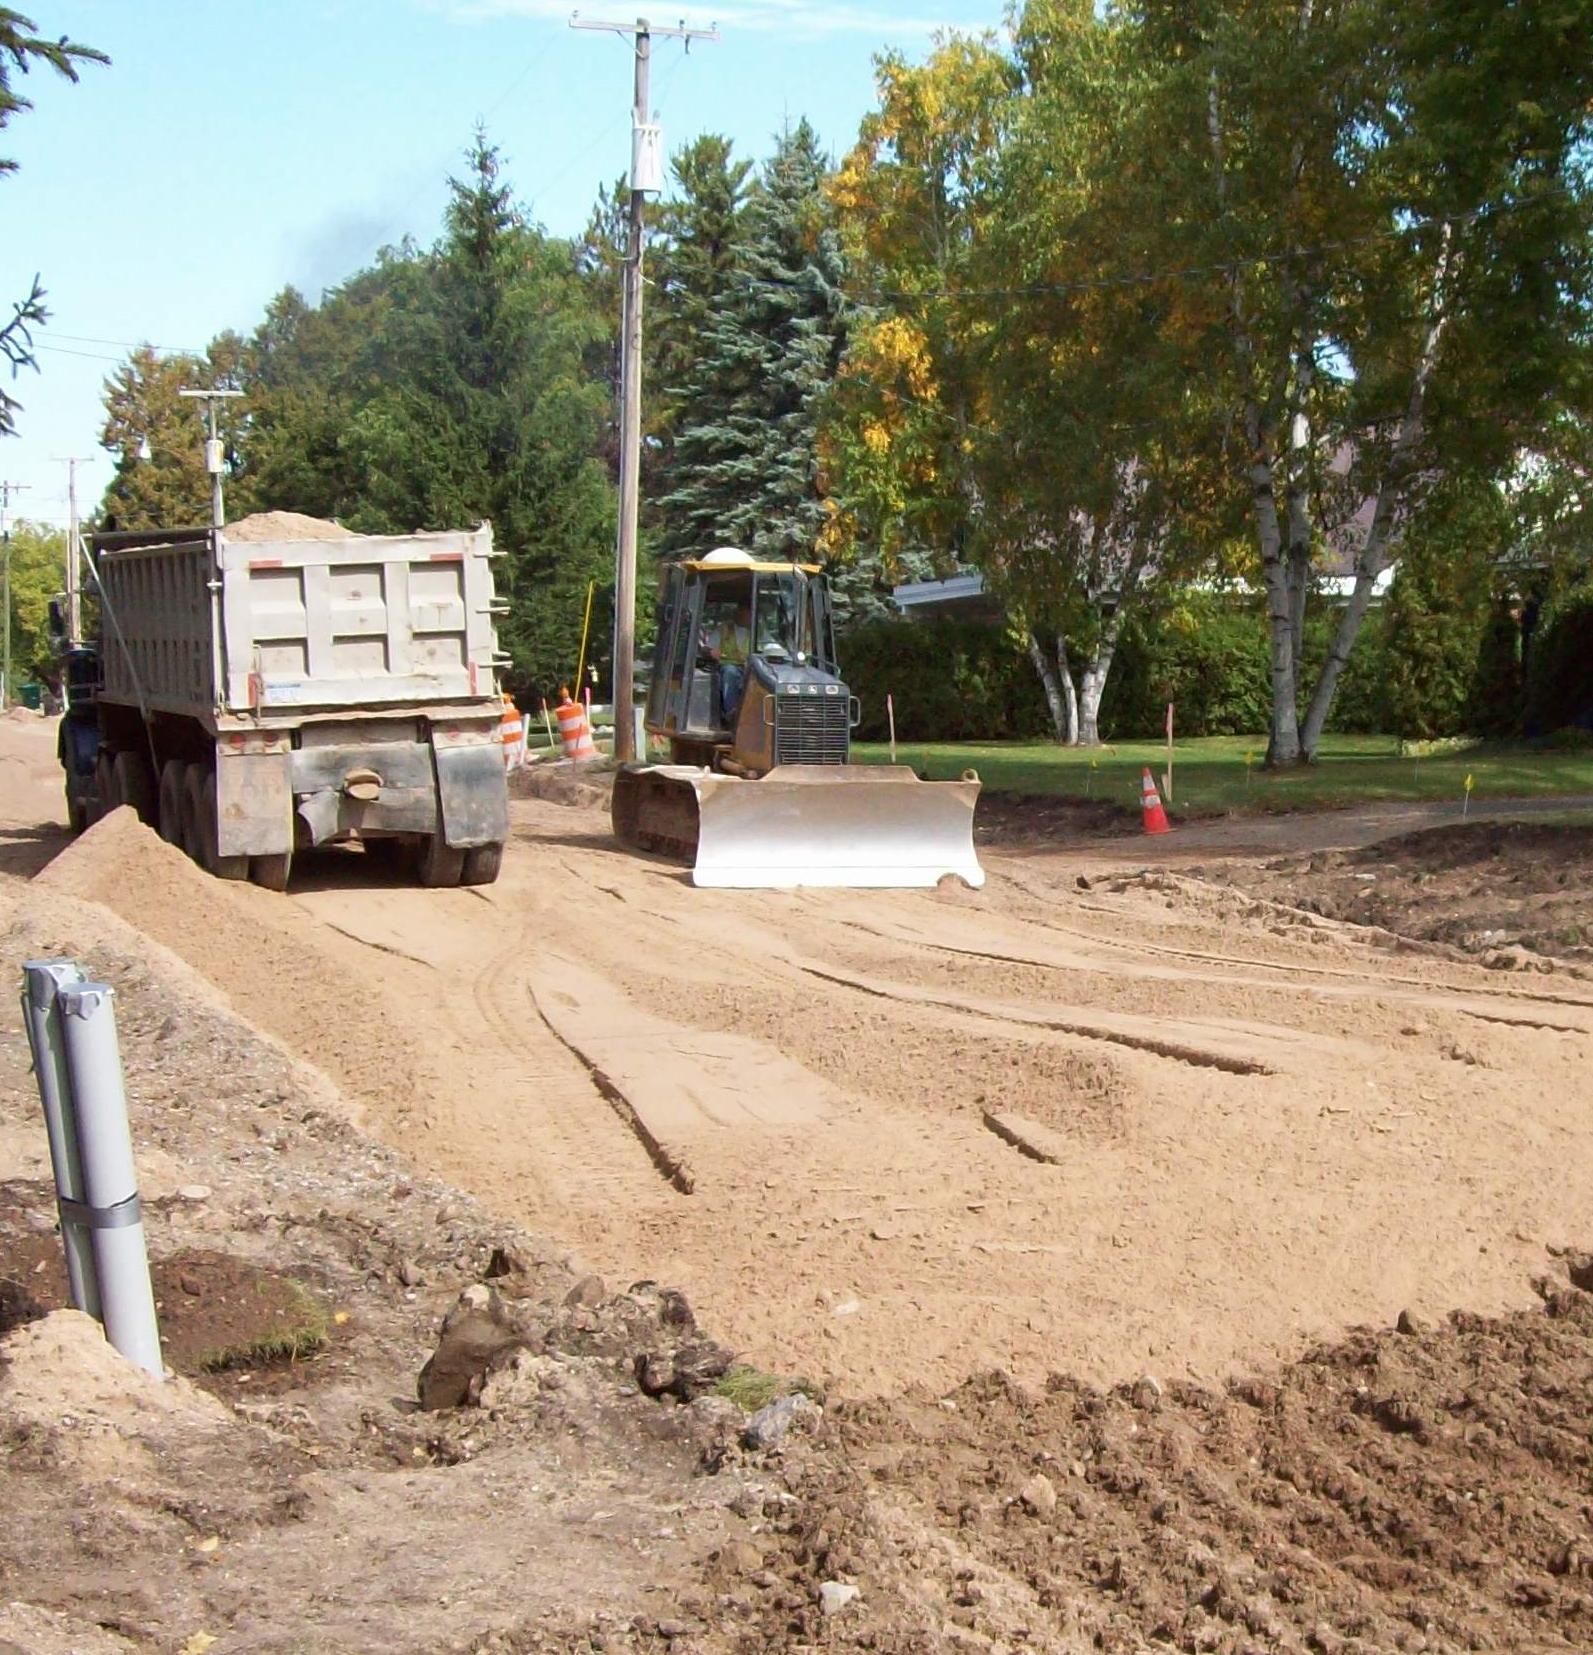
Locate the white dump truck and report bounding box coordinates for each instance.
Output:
[60,514,510,889]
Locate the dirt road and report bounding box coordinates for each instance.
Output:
[10,709,1593,1652]
[9,711,1590,1400]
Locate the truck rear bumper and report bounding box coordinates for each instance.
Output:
[217,726,509,856]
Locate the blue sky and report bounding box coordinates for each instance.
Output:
[2,0,1006,527]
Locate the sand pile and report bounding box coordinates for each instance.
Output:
[33,805,431,1132]
[35,808,294,1009]
[225,509,353,542]
[0,1310,230,1435]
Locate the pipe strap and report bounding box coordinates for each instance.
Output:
[57,1192,142,1231]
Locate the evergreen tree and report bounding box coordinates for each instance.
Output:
[657,121,848,561]
[648,135,752,456]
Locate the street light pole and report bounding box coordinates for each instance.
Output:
[178,387,244,530]
[53,458,94,648]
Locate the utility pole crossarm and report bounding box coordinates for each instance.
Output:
[569,14,721,42]
[570,12,717,762]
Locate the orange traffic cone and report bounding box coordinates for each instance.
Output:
[1140,768,1171,835]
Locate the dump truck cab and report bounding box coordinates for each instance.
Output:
[57,644,103,834]
[646,550,855,775]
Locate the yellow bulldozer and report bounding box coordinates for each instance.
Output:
[610,549,984,888]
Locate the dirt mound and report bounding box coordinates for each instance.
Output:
[975,791,1135,846]
[33,806,430,1132]
[41,803,219,908]
[1203,818,1593,966]
[723,1266,1593,1653]
[511,758,615,809]
[225,509,352,541]
[1,1310,231,1433]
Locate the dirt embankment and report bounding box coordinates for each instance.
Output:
[0,840,748,1654]
[1196,820,1593,969]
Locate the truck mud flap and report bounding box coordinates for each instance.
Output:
[689,765,984,890]
[217,750,293,858]
[433,740,510,849]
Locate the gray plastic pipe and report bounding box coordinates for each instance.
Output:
[21,959,100,1319]
[55,980,163,1380]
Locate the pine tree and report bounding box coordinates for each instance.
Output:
[657,121,848,561]
[649,136,752,449]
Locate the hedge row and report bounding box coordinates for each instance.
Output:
[839,579,1562,744]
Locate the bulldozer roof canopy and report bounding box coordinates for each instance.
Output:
[679,558,822,575]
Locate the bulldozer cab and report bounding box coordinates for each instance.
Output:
[645,551,840,747]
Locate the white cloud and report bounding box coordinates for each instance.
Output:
[425,0,980,41]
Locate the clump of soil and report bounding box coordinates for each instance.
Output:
[1203,820,1593,965]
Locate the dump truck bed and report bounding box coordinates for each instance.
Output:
[92,522,503,727]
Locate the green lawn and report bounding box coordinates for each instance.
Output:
[852,733,1593,819]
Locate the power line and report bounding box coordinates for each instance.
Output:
[47,331,206,353]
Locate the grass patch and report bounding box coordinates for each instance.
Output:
[854,733,1593,819]
[713,1364,820,1411]
[198,1282,331,1373]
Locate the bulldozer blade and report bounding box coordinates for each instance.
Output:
[689,765,984,890]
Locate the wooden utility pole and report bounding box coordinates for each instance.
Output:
[0,480,28,707]
[571,13,717,760]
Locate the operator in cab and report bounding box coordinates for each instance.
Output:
[702,599,752,725]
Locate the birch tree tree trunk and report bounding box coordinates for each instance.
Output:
[1300,226,1456,755]
[1056,632,1079,746]
[1076,610,1124,746]
[1026,630,1075,744]
[1250,423,1303,765]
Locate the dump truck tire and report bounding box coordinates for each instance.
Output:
[461,842,503,886]
[417,832,466,888]
[158,760,187,845]
[113,749,158,828]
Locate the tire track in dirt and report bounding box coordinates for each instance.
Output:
[33,790,1593,1399]
[834,884,1593,1043]
[795,959,1278,1075]
[455,928,677,1221]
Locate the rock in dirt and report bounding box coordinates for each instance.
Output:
[563,1273,607,1309]
[634,1338,735,1402]
[1131,1373,1164,1411]
[1018,1473,1058,1516]
[741,1391,822,1451]
[818,1581,860,1616]
[417,1284,532,1410]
